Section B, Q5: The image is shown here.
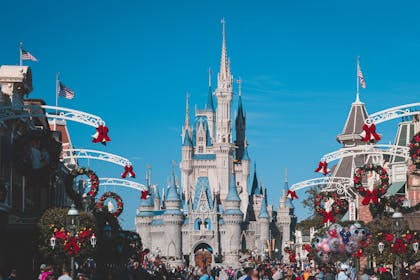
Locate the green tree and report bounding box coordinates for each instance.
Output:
[38,207,96,264]
[297,185,324,231]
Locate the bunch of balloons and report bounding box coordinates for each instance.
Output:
[310,223,370,263]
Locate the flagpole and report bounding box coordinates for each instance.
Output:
[19,42,23,66]
[356,56,360,103]
[55,73,59,130]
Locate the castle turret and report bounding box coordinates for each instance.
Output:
[222,173,243,264]
[162,166,184,263]
[181,93,194,201]
[258,190,270,255]
[153,185,161,211]
[135,171,155,250]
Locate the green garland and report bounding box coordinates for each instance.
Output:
[409,132,420,169]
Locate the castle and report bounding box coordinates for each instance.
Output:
[135,21,296,266]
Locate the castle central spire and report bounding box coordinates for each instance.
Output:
[218,18,232,89]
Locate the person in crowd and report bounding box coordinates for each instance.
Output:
[360,268,370,280]
[337,264,349,280]
[58,267,72,280]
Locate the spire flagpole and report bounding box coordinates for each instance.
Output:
[356,56,360,102]
[19,42,23,66]
[54,72,59,130]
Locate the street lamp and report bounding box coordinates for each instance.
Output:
[378,242,385,254]
[66,204,80,279]
[50,236,56,250]
[90,234,97,248]
[392,210,404,280]
[413,241,419,253]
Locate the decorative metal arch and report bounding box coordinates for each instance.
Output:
[62,148,132,167]
[366,102,420,125]
[86,178,147,192]
[320,144,410,163]
[0,105,105,128]
[290,177,352,192]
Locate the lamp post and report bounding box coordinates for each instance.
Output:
[66,204,80,279]
[378,242,385,254]
[392,210,403,280]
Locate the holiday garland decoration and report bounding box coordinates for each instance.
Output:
[92,124,111,145]
[287,190,298,200]
[314,161,330,176]
[121,165,136,179]
[360,123,381,143]
[353,164,389,205]
[70,167,100,198]
[375,230,419,256]
[310,223,370,264]
[51,225,94,256]
[314,192,348,224]
[97,191,124,217]
[409,131,420,168]
[141,189,151,200]
[284,247,297,263]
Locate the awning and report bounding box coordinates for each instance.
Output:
[386,181,406,196]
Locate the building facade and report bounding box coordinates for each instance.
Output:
[135,22,296,266]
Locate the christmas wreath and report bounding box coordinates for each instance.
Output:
[409,131,420,169]
[353,163,389,205]
[97,191,124,217]
[376,230,419,255]
[315,192,349,224]
[70,167,99,198]
[12,129,61,178]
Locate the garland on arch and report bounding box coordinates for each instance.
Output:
[409,132,420,169]
[315,192,349,224]
[70,167,100,198]
[97,191,124,217]
[353,163,389,205]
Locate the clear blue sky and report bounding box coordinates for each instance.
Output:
[2,0,419,230]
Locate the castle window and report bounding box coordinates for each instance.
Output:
[199,137,204,142]
[198,146,203,153]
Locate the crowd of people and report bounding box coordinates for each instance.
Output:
[0,260,419,279]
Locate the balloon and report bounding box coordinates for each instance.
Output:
[340,229,351,244]
[328,238,341,253]
[329,223,343,233]
[345,240,358,254]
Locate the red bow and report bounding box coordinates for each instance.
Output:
[289,253,296,263]
[141,190,151,200]
[64,237,81,255]
[361,123,381,142]
[303,244,312,252]
[392,239,406,254]
[287,190,298,200]
[314,161,330,176]
[362,189,379,205]
[384,233,394,243]
[121,165,136,178]
[92,124,111,145]
[353,249,363,258]
[54,229,67,240]
[322,210,335,224]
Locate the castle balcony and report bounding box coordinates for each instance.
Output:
[191,228,215,239]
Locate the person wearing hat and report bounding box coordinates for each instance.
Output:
[39,265,47,280]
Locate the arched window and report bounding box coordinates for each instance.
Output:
[204,218,212,230]
[194,218,202,230]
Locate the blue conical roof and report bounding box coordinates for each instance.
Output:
[206,86,215,112]
[166,184,181,201]
[258,195,269,219]
[182,132,193,146]
[139,192,154,207]
[226,173,240,202]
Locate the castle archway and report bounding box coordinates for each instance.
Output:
[193,243,213,270]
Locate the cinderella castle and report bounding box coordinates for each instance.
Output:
[135,20,296,266]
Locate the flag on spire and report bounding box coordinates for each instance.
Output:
[21,49,38,62]
[358,61,366,89]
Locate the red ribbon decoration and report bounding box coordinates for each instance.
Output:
[303,244,312,252]
[322,210,335,224]
[121,165,136,178]
[314,161,329,176]
[141,190,150,200]
[289,253,296,263]
[361,123,381,142]
[287,190,298,200]
[392,239,406,254]
[92,125,111,145]
[353,249,363,258]
[54,229,67,240]
[362,189,379,205]
[384,233,394,243]
[64,237,81,255]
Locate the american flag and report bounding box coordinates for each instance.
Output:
[358,63,366,89]
[58,82,75,99]
[21,49,38,62]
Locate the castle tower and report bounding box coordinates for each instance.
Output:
[222,173,243,265]
[235,82,246,161]
[135,170,155,250]
[258,190,270,255]
[181,93,194,201]
[214,19,234,199]
[162,166,184,263]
